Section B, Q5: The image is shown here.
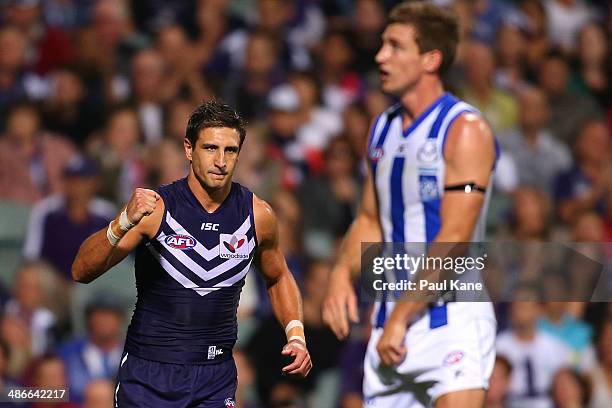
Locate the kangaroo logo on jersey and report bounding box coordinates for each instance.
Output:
[419,175,440,201]
[417,140,438,163]
[165,234,196,250]
[219,234,249,259]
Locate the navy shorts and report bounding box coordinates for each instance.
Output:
[115,353,237,408]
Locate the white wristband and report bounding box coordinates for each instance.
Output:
[106,222,121,246]
[119,209,135,232]
[285,320,304,335]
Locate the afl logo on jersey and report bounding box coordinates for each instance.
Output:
[443,350,465,366]
[369,147,384,162]
[220,234,249,259]
[417,140,438,163]
[165,234,196,250]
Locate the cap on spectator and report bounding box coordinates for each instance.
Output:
[85,292,125,317]
[63,156,98,178]
[268,84,300,112]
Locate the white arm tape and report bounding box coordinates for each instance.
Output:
[106,222,121,246]
[119,209,135,232]
[285,320,304,335]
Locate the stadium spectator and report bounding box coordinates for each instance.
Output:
[4,0,74,75]
[58,292,125,404]
[588,318,612,408]
[496,285,572,408]
[87,106,147,204]
[222,30,285,121]
[0,314,31,380]
[164,98,195,145]
[538,52,602,145]
[340,102,370,165]
[128,49,166,144]
[155,25,212,106]
[41,66,103,147]
[543,0,594,53]
[0,26,32,117]
[555,120,611,224]
[23,156,115,279]
[500,86,572,196]
[0,101,76,204]
[232,123,283,202]
[518,0,551,71]
[3,262,60,357]
[571,23,612,110]
[538,300,595,369]
[347,0,386,75]
[82,379,115,408]
[265,84,307,187]
[494,21,531,93]
[470,0,517,46]
[26,353,78,408]
[459,41,519,134]
[506,187,552,241]
[316,29,362,112]
[551,367,592,408]
[289,71,344,162]
[298,136,359,259]
[89,0,146,81]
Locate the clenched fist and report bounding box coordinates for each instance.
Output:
[125,188,160,225]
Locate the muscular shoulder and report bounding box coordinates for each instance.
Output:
[444,112,495,163]
[252,194,278,247]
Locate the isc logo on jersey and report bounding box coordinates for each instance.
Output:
[165,234,196,250]
[219,234,249,259]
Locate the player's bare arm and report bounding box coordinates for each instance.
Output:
[253,194,313,378]
[72,188,163,283]
[377,113,496,366]
[323,121,383,340]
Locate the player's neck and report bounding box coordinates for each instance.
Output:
[399,78,445,123]
[187,172,232,213]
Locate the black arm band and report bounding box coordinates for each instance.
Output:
[444,183,487,194]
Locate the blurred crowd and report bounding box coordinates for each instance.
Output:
[0,0,611,407]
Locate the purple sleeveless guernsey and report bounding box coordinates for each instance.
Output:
[124,178,257,364]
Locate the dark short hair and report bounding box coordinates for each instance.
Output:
[185,100,247,148]
[388,1,459,75]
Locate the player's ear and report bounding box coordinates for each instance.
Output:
[184,138,193,162]
[422,50,443,74]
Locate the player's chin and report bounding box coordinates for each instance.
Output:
[205,176,228,189]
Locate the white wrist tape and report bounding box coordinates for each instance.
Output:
[106,222,121,246]
[288,336,306,346]
[285,320,304,335]
[119,209,135,232]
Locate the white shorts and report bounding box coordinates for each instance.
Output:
[363,302,496,408]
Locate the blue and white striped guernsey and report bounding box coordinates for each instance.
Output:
[367,92,497,328]
[125,178,257,364]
